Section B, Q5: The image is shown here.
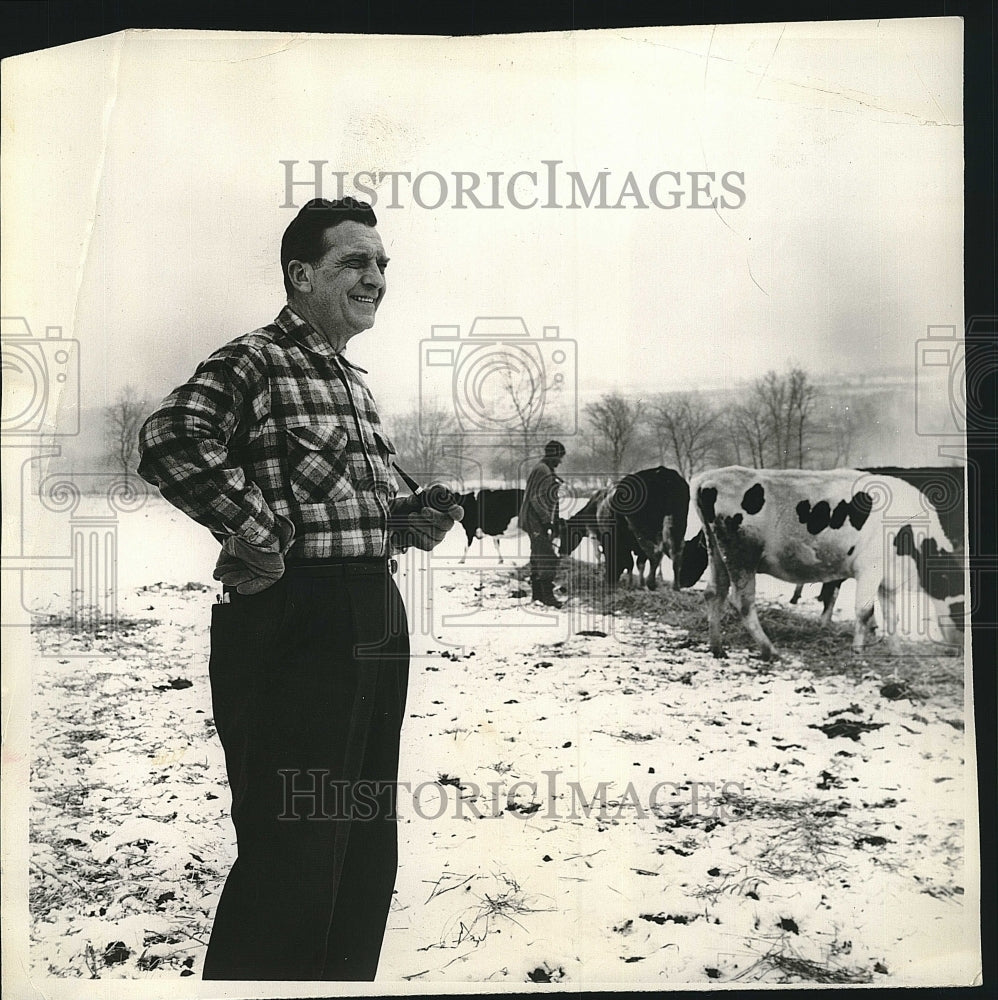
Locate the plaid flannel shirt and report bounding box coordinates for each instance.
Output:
[138,305,403,560]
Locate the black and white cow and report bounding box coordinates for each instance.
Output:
[556,485,656,586]
[596,467,690,591]
[557,488,609,563]
[788,466,965,624]
[594,489,646,586]
[690,466,964,660]
[456,488,525,563]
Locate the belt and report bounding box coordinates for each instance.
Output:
[283,556,397,576]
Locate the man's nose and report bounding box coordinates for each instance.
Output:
[361,263,385,290]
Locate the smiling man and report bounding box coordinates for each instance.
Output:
[138,197,462,981]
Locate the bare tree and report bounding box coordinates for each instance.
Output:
[787,367,818,466]
[583,393,644,477]
[753,370,790,466]
[498,349,563,465]
[818,392,877,467]
[489,431,523,486]
[649,392,721,477]
[388,406,463,484]
[104,385,149,482]
[728,397,770,468]
[450,346,562,472]
[743,367,817,468]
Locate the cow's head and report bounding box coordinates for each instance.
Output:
[936,597,966,648]
[894,524,965,649]
[557,515,585,557]
[554,516,568,554]
[679,530,709,588]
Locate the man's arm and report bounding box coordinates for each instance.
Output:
[138,343,279,548]
[523,466,555,530]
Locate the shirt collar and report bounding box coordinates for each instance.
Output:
[274,304,369,374]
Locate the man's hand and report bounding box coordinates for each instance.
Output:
[213,514,295,594]
[404,502,465,550]
[390,488,464,552]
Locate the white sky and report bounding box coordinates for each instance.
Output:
[2,19,962,426]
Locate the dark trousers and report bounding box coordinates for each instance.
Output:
[529,529,558,584]
[202,564,409,981]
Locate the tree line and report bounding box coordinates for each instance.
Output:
[101,366,883,490]
[386,366,884,487]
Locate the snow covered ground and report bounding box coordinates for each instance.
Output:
[23,497,980,988]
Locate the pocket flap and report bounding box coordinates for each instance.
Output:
[374,430,397,455]
[286,422,347,452]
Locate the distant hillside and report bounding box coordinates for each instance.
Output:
[31,368,959,498]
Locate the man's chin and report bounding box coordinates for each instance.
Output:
[350,308,378,329]
[344,315,376,335]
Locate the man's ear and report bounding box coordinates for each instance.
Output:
[287,260,312,293]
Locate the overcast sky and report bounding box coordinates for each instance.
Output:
[2,19,962,431]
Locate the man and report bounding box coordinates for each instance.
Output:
[520,440,566,607]
[138,197,462,981]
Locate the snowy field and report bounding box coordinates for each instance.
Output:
[25,496,979,988]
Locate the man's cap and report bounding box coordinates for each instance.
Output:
[544,440,566,457]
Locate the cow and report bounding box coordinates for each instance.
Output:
[456,488,525,563]
[596,467,690,591]
[555,487,649,586]
[557,489,609,563]
[690,466,964,660]
[787,466,965,624]
[594,488,647,586]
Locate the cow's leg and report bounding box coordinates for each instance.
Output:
[790,583,804,605]
[728,569,777,661]
[646,552,663,592]
[878,580,902,655]
[642,554,652,590]
[670,530,686,592]
[702,542,730,659]
[602,531,616,587]
[852,571,879,651]
[494,537,503,564]
[818,580,843,626]
[592,538,604,566]
[459,540,469,565]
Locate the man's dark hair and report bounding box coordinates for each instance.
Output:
[544,440,567,458]
[281,197,378,296]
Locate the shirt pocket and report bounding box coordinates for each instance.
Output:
[285,423,356,504]
[374,429,397,466]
